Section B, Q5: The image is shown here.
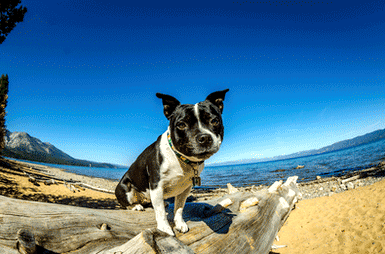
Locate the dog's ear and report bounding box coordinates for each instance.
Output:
[205,89,229,114]
[156,93,181,119]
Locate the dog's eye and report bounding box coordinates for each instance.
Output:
[176,122,187,130]
[210,118,219,126]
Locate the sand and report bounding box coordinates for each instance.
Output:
[274,179,385,253]
[1,158,385,253]
[0,159,119,209]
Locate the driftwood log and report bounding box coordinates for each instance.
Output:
[0,176,301,254]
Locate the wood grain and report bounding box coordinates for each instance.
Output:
[0,176,301,254]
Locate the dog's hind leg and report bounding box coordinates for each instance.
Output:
[115,182,131,209]
[132,204,144,211]
[115,181,145,211]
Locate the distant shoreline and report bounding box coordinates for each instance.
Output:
[209,136,385,167]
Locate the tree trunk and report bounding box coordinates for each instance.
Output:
[0,176,301,254]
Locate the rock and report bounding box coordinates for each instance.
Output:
[319,187,323,191]
[346,182,355,190]
[331,187,337,192]
[340,184,347,190]
[44,179,56,185]
[227,183,239,194]
[316,176,321,180]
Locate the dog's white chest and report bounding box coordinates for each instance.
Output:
[159,131,204,198]
[163,162,201,198]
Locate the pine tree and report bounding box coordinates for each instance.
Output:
[0,74,9,154]
[0,0,28,44]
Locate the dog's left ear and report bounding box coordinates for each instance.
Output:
[156,93,181,120]
[205,89,229,114]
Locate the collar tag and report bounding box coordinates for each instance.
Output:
[192,176,201,187]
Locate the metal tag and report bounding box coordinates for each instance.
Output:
[192,176,201,187]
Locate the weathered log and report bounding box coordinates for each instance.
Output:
[64,182,75,193]
[341,175,360,184]
[27,176,38,185]
[79,182,114,194]
[0,176,301,254]
[227,183,239,194]
[104,228,195,254]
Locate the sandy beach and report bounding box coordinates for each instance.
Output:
[0,159,119,209]
[1,158,384,253]
[274,179,385,254]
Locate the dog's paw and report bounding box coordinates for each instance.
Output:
[175,220,189,233]
[131,204,144,211]
[157,224,175,236]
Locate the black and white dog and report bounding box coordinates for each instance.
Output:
[115,89,229,236]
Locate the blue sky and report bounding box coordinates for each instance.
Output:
[1,0,384,166]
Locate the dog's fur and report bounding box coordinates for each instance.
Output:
[115,89,229,235]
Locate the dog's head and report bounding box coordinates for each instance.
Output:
[156,89,229,162]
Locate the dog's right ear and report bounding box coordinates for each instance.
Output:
[156,93,181,120]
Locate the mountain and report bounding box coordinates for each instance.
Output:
[2,130,121,168]
[209,128,385,167]
[315,129,385,154]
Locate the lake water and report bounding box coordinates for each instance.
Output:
[8,139,385,188]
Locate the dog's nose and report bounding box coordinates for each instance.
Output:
[196,134,213,145]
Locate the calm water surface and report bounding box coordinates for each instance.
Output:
[9,139,385,188]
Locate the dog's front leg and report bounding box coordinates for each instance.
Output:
[150,187,174,236]
[174,185,192,233]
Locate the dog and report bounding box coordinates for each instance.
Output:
[115,89,229,236]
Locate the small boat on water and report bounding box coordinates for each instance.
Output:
[295,165,305,169]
